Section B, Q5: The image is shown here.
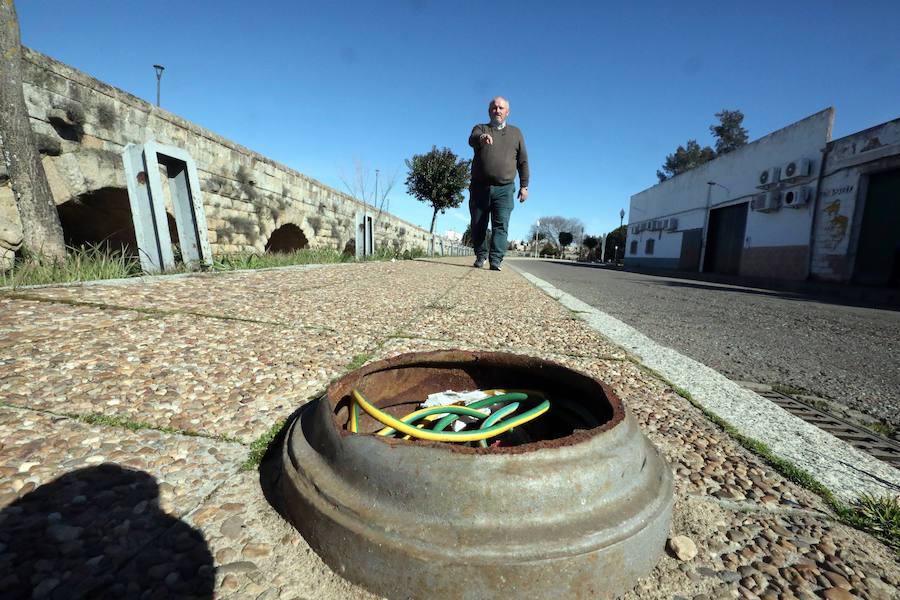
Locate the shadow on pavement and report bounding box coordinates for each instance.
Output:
[0,464,213,599]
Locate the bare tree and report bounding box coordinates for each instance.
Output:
[0,0,66,259]
[338,158,397,228]
[528,216,584,250]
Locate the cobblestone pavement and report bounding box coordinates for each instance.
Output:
[1,258,897,599]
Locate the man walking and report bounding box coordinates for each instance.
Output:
[468,96,529,271]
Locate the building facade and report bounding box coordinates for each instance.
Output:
[627,108,900,287]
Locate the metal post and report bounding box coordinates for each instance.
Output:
[153,65,165,107]
[373,169,378,256]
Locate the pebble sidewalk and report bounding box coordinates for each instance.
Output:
[1,257,897,600]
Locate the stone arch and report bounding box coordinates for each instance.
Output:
[265,223,309,253]
[260,206,315,253]
[56,186,176,254]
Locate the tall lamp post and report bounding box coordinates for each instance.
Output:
[153,65,165,107]
[619,208,625,229]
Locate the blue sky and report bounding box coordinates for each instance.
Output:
[17,0,900,242]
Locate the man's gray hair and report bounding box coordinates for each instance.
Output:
[489,96,509,109]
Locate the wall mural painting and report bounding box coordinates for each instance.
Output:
[822,199,849,250]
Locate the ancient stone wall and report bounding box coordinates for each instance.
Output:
[0,48,448,258]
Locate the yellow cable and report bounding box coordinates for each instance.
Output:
[352,390,549,443]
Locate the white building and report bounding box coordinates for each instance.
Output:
[443,229,463,243]
[627,108,900,286]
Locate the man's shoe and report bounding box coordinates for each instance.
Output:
[489,263,502,271]
[473,258,485,268]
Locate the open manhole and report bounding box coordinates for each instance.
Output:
[281,350,673,599]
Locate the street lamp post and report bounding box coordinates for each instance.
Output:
[153,65,165,107]
[619,208,625,229]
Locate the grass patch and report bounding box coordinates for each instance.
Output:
[211,247,351,271]
[848,493,900,545]
[69,411,242,444]
[425,301,454,311]
[346,353,373,371]
[804,398,832,412]
[867,421,897,437]
[1,244,142,288]
[2,243,430,290]
[771,383,808,396]
[240,420,288,471]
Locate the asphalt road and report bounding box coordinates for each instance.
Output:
[507,258,900,431]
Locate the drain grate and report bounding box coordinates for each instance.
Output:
[752,388,900,470]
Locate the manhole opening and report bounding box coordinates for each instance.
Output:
[328,352,622,449]
[282,350,673,600]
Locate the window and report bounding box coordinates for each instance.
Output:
[630,240,638,254]
[645,239,655,254]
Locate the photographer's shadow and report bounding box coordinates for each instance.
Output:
[0,463,214,599]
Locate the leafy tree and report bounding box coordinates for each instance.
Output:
[540,242,560,257]
[657,140,716,182]
[582,234,599,261]
[710,109,748,154]
[461,223,490,249]
[604,225,627,262]
[462,223,472,247]
[558,231,573,247]
[656,109,750,181]
[404,146,471,235]
[0,0,66,259]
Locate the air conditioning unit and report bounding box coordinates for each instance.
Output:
[757,167,780,189]
[783,186,810,208]
[751,191,781,213]
[667,217,678,231]
[782,158,810,180]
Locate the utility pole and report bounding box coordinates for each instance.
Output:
[153,65,165,107]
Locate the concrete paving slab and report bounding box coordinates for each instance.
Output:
[0,405,245,598]
[180,472,384,600]
[402,309,626,358]
[0,296,143,347]
[0,313,377,441]
[0,405,245,515]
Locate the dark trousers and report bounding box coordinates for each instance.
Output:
[469,183,515,265]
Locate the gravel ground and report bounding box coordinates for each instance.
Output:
[507,259,900,430]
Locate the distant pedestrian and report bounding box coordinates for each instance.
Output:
[468,96,529,271]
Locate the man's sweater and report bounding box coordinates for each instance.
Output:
[468,123,529,188]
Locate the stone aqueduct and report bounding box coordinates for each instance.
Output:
[0,48,449,263]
